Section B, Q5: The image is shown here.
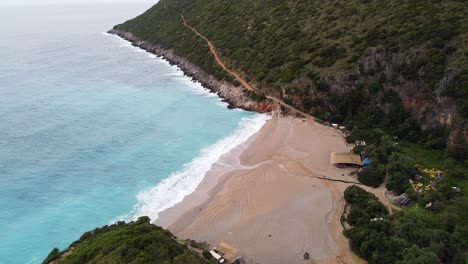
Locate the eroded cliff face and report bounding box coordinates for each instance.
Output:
[108,29,465,142]
[353,51,465,142]
[108,30,278,113]
[282,49,466,142]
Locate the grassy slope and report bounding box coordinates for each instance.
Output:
[401,142,468,194]
[42,217,213,264]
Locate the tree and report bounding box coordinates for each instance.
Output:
[347,207,370,226]
[387,172,410,195]
[358,163,386,187]
[396,245,439,264]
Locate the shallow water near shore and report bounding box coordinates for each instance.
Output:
[0,3,262,264]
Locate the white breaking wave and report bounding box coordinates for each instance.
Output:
[124,114,270,222]
[107,32,266,223]
[106,33,235,108]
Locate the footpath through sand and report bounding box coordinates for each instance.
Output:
[176,15,400,263]
[156,116,366,263]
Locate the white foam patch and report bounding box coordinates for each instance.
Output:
[121,114,270,222]
[107,33,237,108]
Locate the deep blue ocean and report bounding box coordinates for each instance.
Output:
[0,3,266,263]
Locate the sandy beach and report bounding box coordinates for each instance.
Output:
[156,116,365,264]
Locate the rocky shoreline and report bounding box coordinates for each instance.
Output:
[108,29,277,113]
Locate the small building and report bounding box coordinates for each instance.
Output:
[210,242,243,264]
[330,152,362,168]
[399,197,411,206]
[452,186,461,193]
[332,123,338,128]
[339,125,346,130]
[413,174,424,182]
[395,193,411,205]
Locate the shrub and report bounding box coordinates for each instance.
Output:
[347,207,370,226]
[387,172,410,195]
[357,163,386,187]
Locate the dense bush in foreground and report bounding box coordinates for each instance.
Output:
[42,217,213,264]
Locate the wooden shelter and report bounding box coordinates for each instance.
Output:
[215,242,242,264]
[330,152,362,167]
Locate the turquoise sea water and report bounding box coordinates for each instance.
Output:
[0,3,265,264]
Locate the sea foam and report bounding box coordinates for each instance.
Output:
[125,114,269,221]
[106,32,265,222]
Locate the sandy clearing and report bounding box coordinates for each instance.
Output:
[156,116,366,264]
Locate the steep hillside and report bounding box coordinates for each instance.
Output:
[113,0,467,147]
[42,217,213,264]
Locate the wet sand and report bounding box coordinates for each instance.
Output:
[156,116,365,264]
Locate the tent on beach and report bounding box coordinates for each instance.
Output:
[362,157,371,168]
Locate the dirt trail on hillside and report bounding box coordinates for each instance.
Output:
[179,15,400,263]
[181,14,398,214]
[181,15,317,120]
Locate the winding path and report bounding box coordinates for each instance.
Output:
[181,14,400,262]
[181,15,317,120]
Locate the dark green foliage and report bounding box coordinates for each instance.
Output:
[343,187,464,264]
[345,131,468,264]
[344,185,388,217]
[243,89,267,102]
[396,245,439,264]
[386,153,417,194]
[446,143,468,162]
[347,207,370,226]
[358,163,386,187]
[43,217,213,264]
[42,248,61,264]
[114,0,467,141]
[387,172,411,195]
[202,250,211,260]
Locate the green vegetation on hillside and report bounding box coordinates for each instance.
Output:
[112,1,468,262]
[42,217,213,264]
[115,0,467,147]
[347,127,468,263]
[344,185,466,264]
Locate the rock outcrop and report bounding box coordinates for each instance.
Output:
[108,29,278,113]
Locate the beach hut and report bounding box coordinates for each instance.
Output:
[211,242,242,264]
[330,152,362,168]
[362,157,371,168]
[399,198,411,206]
[413,174,424,182]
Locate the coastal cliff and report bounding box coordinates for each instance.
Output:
[112,0,467,148]
[108,29,278,113]
[103,3,468,263]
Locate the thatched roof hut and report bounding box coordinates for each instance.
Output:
[217,242,242,263]
[330,152,362,167]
